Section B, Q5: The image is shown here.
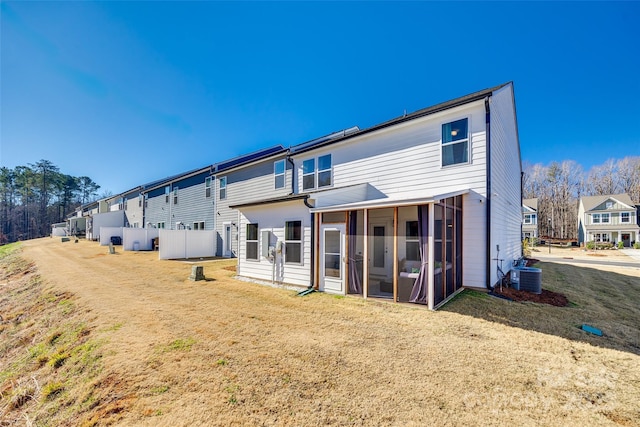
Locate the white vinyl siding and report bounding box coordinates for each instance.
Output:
[488,84,522,288]
[293,100,490,288]
[214,156,291,257]
[237,202,311,287]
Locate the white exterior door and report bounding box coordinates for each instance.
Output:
[320,224,345,294]
[369,221,392,277]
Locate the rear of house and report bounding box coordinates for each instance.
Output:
[233,82,522,309]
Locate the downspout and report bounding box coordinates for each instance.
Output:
[485,96,493,289]
[286,153,295,195]
[303,196,315,288]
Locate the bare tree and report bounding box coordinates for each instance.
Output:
[616,156,640,203]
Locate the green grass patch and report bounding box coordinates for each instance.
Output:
[167,338,196,351]
[42,381,65,400]
[150,385,169,395]
[0,242,21,258]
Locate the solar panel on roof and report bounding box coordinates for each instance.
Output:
[215,145,285,172]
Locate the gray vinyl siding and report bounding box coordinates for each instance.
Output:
[171,173,215,231]
[215,155,291,257]
[489,83,522,285]
[145,190,171,228]
[124,190,143,228]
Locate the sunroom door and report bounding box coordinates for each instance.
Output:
[320,224,345,294]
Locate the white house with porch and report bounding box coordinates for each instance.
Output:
[232,82,522,309]
[577,194,639,247]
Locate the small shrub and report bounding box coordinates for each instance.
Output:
[42,381,64,400]
[49,352,69,369]
[634,242,640,249]
[586,241,595,250]
[522,239,531,258]
[617,241,624,249]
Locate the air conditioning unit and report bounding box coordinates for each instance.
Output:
[510,267,542,294]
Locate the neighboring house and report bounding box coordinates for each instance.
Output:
[141,166,214,232]
[232,82,522,309]
[577,194,639,247]
[105,187,144,228]
[213,145,289,258]
[522,198,538,240]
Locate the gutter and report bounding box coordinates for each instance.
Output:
[286,153,295,195]
[303,196,315,289]
[485,96,493,290]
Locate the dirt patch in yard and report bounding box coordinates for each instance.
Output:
[493,287,569,306]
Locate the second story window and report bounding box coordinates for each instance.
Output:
[592,213,600,224]
[165,186,170,203]
[123,198,128,210]
[621,212,630,223]
[601,213,610,223]
[138,194,142,208]
[205,177,212,198]
[302,154,332,191]
[274,160,285,189]
[442,118,469,167]
[173,187,179,205]
[219,177,227,200]
[524,214,536,225]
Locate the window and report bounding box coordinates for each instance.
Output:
[205,177,212,198]
[406,221,420,262]
[302,159,315,191]
[173,187,179,205]
[606,201,613,209]
[302,154,332,190]
[621,212,630,223]
[144,194,148,208]
[274,160,285,189]
[246,223,258,260]
[592,213,600,224]
[138,194,142,207]
[123,198,128,210]
[594,233,610,243]
[285,220,302,264]
[193,221,205,230]
[219,177,227,200]
[524,214,535,224]
[165,186,170,203]
[601,213,610,223]
[442,118,469,166]
[157,222,165,229]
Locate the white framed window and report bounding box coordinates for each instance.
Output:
[592,213,600,224]
[246,223,258,261]
[606,201,613,209]
[594,233,610,243]
[524,214,536,225]
[219,176,227,200]
[123,198,128,210]
[138,194,142,207]
[165,186,170,203]
[285,220,302,264]
[621,212,630,223]
[193,221,205,230]
[173,187,179,205]
[601,213,610,223]
[318,154,332,187]
[302,158,315,191]
[205,177,212,198]
[157,222,165,229]
[274,160,285,189]
[302,154,332,191]
[144,194,148,208]
[442,118,469,167]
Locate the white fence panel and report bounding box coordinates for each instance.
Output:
[158,230,216,260]
[123,228,160,251]
[52,227,67,237]
[99,227,123,246]
[91,211,124,241]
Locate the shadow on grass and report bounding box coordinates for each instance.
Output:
[442,261,640,356]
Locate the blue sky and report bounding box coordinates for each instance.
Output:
[2,1,639,195]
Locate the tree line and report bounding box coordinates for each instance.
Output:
[523,156,640,240]
[0,160,101,244]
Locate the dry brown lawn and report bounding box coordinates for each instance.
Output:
[1,238,639,426]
